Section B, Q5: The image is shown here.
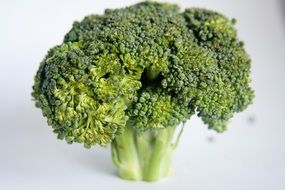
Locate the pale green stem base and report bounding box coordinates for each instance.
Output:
[111,125,183,182]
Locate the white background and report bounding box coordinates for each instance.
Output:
[0,0,285,189]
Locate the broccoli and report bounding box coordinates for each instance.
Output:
[32,2,254,181]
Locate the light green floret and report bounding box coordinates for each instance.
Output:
[32,42,141,147]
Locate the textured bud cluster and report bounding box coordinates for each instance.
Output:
[32,2,253,147]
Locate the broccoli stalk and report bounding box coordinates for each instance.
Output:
[32,1,254,182]
[111,125,182,181]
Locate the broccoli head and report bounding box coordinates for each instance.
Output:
[32,2,254,181]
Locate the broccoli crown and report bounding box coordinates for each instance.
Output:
[32,2,253,147]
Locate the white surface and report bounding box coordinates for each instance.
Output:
[0,0,285,189]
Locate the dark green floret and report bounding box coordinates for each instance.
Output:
[32,1,254,181]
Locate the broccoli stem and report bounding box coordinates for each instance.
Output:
[111,125,142,180]
[111,124,182,181]
[142,126,176,181]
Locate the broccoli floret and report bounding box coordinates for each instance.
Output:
[128,88,193,130]
[32,42,140,147]
[32,1,254,181]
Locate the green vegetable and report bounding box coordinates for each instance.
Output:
[32,1,254,181]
